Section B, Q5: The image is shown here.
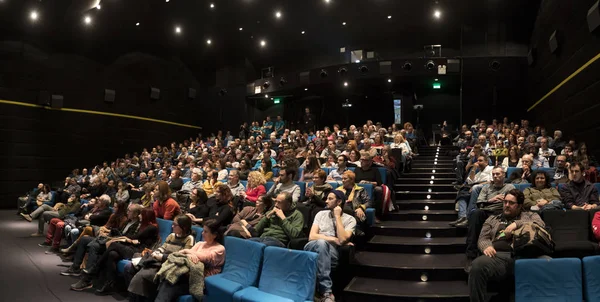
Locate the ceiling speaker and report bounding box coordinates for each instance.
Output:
[402,62,412,72]
[425,60,436,70]
[320,69,328,78]
[188,88,196,100]
[51,94,64,109]
[489,60,501,71]
[104,89,115,103]
[588,1,600,33]
[150,87,160,100]
[549,30,559,54]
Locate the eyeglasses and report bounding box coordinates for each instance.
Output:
[503,200,518,205]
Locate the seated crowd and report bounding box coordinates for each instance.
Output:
[450,118,599,302]
[16,113,417,302]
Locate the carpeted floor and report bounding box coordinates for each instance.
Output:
[0,210,127,302]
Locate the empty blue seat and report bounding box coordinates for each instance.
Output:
[294,181,306,198]
[264,182,274,192]
[192,225,203,242]
[514,183,532,191]
[583,255,600,302]
[233,247,318,302]
[204,237,266,302]
[515,258,582,302]
[506,167,519,178]
[182,177,191,184]
[377,167,387,185]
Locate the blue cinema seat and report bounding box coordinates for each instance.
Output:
[294,181,306,198]
[203,237,266,302]
[515,258,582,302]
[513,183,531,191]
[583,255,600,302]
[232,247,318,302]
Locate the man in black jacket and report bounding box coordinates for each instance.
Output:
[560,161,599,210]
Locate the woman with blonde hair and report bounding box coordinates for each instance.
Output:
[240,171,266,205]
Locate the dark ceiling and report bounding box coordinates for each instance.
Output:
[0,0,540,77]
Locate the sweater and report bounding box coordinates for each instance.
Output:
[245,185,266,203]
[57,200,81,218]
[559,180,599,209]
[523,187,562,210]
[478,211,545,253]
[267,182,301,205]
[153,198,181,220]
[253,208,304,245]
[157,233,196,262]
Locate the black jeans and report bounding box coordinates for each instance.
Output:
[465,209,490,259]
[468,252,514,302]
[155,276,190,302]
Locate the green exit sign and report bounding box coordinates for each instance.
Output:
[432,82,441,89]
[273,97,282,104]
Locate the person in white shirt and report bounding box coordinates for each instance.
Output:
[453,155,493,227]
[538,138,556,158]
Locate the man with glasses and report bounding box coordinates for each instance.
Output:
[553,155,569,184]
[468,189,545,302]
[327,155,349,182]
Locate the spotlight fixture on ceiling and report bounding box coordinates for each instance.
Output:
[324,0,330,3]
[342,99,352,108]
[434,10,441,19]
[337,67,348,76]
[262,81,270,90]
[96,4,101,9]
[210,3,215,8]
[218,89,227,96]
[29,10,39,21]
[260,40,266,47]
[343,82,348,87]
[359,65,369,73]
[279,77,287,86]
[304,88,308,91]
[342,22,347,26]
[320,69,328,78]
[175,26,182,34]
[136,22,140,26]
[388,15,392,19]
[402,62,412,71]
[275,11,282,19]
[388,78,392,83]
[206,39,212,45]
[490,60,501,71]
[301,31,305,35]
[426,60,436,70]
[265,94,269,98]
[239,27,243,31]
[84,15,92,25]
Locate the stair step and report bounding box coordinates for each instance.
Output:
[353,252,467,281]
[399,191,457,199]
[366,235,466,254]
[397,178,455,184]
[344,277,469,302]
[372,220,466,237]
[396,200,456,211]
[411,167,455,173]
[389,210,457,221]
[395,184,455,192]
[402,172,455,178]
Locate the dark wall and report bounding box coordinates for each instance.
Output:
[527,0,600,150]
[0,41,250,208]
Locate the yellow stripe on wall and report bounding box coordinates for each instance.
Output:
[0,99,202,129]
[528,52,600,112]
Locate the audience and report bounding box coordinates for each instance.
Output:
[153,181,182,220]
[559,161,599,210]
[247,192,304,247]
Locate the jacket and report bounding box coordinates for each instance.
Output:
[478,211,545,253]
[523,187,561,210]
[253,208,304,245]
[559,180,599,209]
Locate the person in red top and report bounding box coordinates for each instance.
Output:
[153,181,181,220]
[241,171,267,205]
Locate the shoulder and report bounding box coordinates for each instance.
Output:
[313,211,327,222]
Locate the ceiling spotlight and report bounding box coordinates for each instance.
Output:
[325,0,330,3]
[301,31,305,35]
[275,11,282,19]
[434,10,441,18]
[262,81,270,89]
[342,22,346,26]
[320,69,328,78]
[30,10,38,21]
[165,0,169,2]
[210,3,215,8]
[343,82,348,87]
[239,27,243,31]
[355,60,360,63]
[426,60,436,70]
[490,60,501,71]
[388,78,392,83]
[175,26,182,34]
[136,22,140,26]
[260,40,266,47]
[359,65,369,73]
[279,77,287,86]
[206,39,212,45]
[265,94,269,98]
[96,4,101,9]
[388,15,392,19]
[84,15,92,25]
[402,62,413,71]
[304,88,308,91]
[338,67,348,76]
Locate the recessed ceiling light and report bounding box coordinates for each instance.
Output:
[265,94,269,98]
[84,15,92,25]
[388,15,392,19]
[342,22,346,26]
[275,11,282,18]
[301,31,305,34]
[239,27,243,31]
[136,22,140,26]
[175,26,182,34]
[355,60,360,63]
[210,3,215,8]
[165,0,169,2]
[206,39,212,45]
[304,88,308,91]
[96,4,101,9]
[343,82,348,87]
[325,0,330,3]
[388,79,392,83]
[260,40,266,47]
[434,10,441,18]
[29,10,38,21]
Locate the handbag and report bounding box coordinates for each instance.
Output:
[512,222,554,258]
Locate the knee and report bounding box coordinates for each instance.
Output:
[374,187,383,193]
[470,256,491,275]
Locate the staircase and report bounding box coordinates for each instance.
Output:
[344,146,469,302]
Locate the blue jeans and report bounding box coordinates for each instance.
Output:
[248,236,286,248]
[457,185,483,219]
[304,239,339,295]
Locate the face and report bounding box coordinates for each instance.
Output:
[279,170,289,182]
[476,156,487,169]
[556,156,567,169]
[325,192,340,210]
[541,139,548,148]
[465,131,472,139]
[361,157,372,169]
[202,227,216,244]
[492,168,505,184]
[503,194,521,218]
[535,174,546,188]
[522,156,533,167]
[342,174,353,188]
[108,180,115,187]
[172,220,183,236]
[228,172,239,184]
[170,170,177,179]
[570,165,584,183]
[275,194,291,211]
[127,207,137,220]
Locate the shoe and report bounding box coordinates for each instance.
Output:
[61,245,75,254]
[455,219,469,228]
[464,257,474,274]
[60,267,81,277]
[60,254,74,262]
[95,280,114,295]
[70,279,93,291]
[30,232,43,237]
[83,266,97,275]
[321,292,335,302]
[449,217,467,226]
[45,247,59,255]
[38,242,51,247]
[21,213,32,222]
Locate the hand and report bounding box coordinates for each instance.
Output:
[536,199,549,207]
[306,187,314,197]
[186,213,196,220]
[187,253,200,264]
[504,222,517,235]
[490,194,505,202]
[483,246,497,257]
[130,239,140,245]
[355,208,366,220]
[273,207,286,220]
[333,206,342,218]
[240,191,246,198]
[240,219,248,227]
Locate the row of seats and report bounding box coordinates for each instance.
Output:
[505,167,556,180]
[515,256,600,302]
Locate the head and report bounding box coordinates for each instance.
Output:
[279,167,296,184]
[256,195,274,212]
[191,168,203,182]
[215,184,233,203]
[140,208,157,228]
[155,181,172,202]
[521,154,534,168]
[202,219,224,245]
[556,155,567,169]
[342,170,356,188]
[476,155,489,170]
[326,191,346,210]
[113,200,127,217]
[532,171,551,189]
[275,192,293,212]
[173,215,193,237]
[509,146,520,159]
[360,152,373,170]
[569,161,585,183]
[491,167,505,186]
[97,194,111,209]
[337,155,348,168]
[503,189,525,218]
[312,169,327,185]
[128,204,142,220]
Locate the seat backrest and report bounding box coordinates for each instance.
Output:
[515,258,582,302]
[377,167,387,185]
[157,218,173,245]
[294,181,306,198]
[182,178,191,184]
[321,167,331,175]
[327,181,340,189]
[240,180,248,188]
[594,183,600,195]
[535,168,555,180]
[192,226,203,243]
[514,183,532,192]
[49,191,57,206]
[264,182,274,193]
[258,247,318,302]
[357,183,374,200]
[506,167,519,178]
[542,210,591,242]
[221,236,266,287]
